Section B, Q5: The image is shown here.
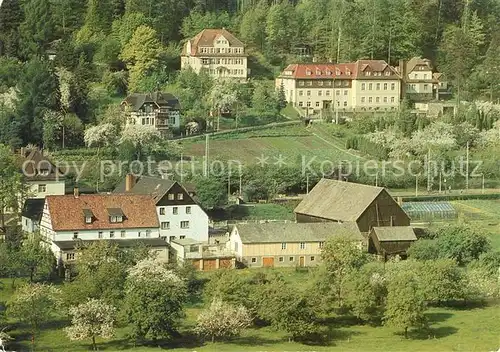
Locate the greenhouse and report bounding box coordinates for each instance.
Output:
[401,201,457,221]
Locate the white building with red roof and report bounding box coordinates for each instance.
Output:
[276,60,401,116]
[181,28,248,80]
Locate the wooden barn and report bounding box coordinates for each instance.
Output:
[368,226,417,259]
[294,179,410,233]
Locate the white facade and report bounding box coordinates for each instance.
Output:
[27,180,65,199]
[22,216,39,233]
[126,109,181,130]
[157,204,209,243]
[39,205,160,245]
[352,79,401,111]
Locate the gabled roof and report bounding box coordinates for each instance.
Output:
[294,179,385,222]
[233,222,363,244]
[19,149,64,181]
[113,176,176,203]
[405,57,433,75]
[122,92,180,112]
[183,28,245,56]
[371,226,417,242]
[354,59,400,79]
[46,194,159,231]
[21,199,45,222]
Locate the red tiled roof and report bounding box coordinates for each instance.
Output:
[182,28,245,56]
[46,194,159,231]
[281,60,399,80]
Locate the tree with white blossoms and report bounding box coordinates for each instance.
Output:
[8,283,61,350]
[119,124,161,160]
[410,121,457,156]
[195,299,252,343]
[84,123,117,156]
[123,258,186,343]
[207,78,239,131]
[479,120,500,147]
[65,298,116,351]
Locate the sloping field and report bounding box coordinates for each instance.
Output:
[181,125,362,166]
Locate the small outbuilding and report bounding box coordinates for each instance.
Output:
[368,226,417,260]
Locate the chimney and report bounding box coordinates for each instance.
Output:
[73,186,79,198]
[125,174,137,192]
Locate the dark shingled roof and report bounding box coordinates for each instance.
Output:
[294,179,385,222]
[22,199,45,222]
[233,222,364,244]
[52,238,168,251]
[371,226,417,242]
[114,176,175,202]
[19,149,65,181]
[122,92,181,112]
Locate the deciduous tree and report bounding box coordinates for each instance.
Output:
[65,299,116,351]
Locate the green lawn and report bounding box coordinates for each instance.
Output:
[209,203,297,221]
[182,124,362,166]
[2,272,498,352]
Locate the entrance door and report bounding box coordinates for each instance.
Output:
[263,257,274,267]
[299,256,305,267]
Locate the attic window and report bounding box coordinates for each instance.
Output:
[325,70,331,75]
[306,69,311,75]
[365,71,371,76]
[385,70,390,76]
[38,169,50,176]
[346,69,351,76]
[83,209,93,224]
[316,69,321,75]
[335,68,341,75]
[107,208,124,223]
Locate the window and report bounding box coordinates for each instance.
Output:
[146,230,151,237]
[326,90,330,96]
[306,90,311,96]
[307,101,311,107]
[384,97,388,103]
[361,83,366,90]
[306,81,312,86]
[299,81,304,86]
[424,84,428,91]
[376,83,380,90]
[159,208,165,215]
[161,222,170,229]
[85,216,92,224]
[138,231,141,237]
[336,90,340,96]
[180,235,186,239]
[368,83,373,90]
[361,97,365,103]
[299,90,303,96]
[186,206,191,214]
[316,102,320,107]
[391,96,395,103]
[289,256,294,262]
[298,101,303,107]
[98,231,103,239]
[310,256,315,261]
[110,231,115,238]
[376,97,380,103]
[368,97,373,103]
[251,257,257,263]
[181,221,190,229]
[38,184,47,193]
[66,253,75,261]
[343,101,347,107]
[391,83,395,90]
[318,80,324,86]
[201,58,209,65]
[326,80,332,86]
[344,90,348,96]
[110,215,123,223]
[300,242,306,249]
[177,193,184,200]
[383,83,388,90]
[319,241,324,248]
[73,232,78,239]
[365,71,372,76]
[168,193,174,200]
[279,257,284,262]
[318,90,322,96]
[281,242,287,250]
[169,235,176,241]
[173,207,178,215]
[121,230,126,238]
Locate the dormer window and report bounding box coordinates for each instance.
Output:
[365,71,372,76]
[107,208,124,223]
[346,69,351,76]
[306,69,311,75]
[316,70,321,75]
[326,70,331,75]
[335,68,341,75]
[83,209,93,224]
[385,70,391,76]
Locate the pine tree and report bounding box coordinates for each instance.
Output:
[19,0,55,58]
[0,0,23,57]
